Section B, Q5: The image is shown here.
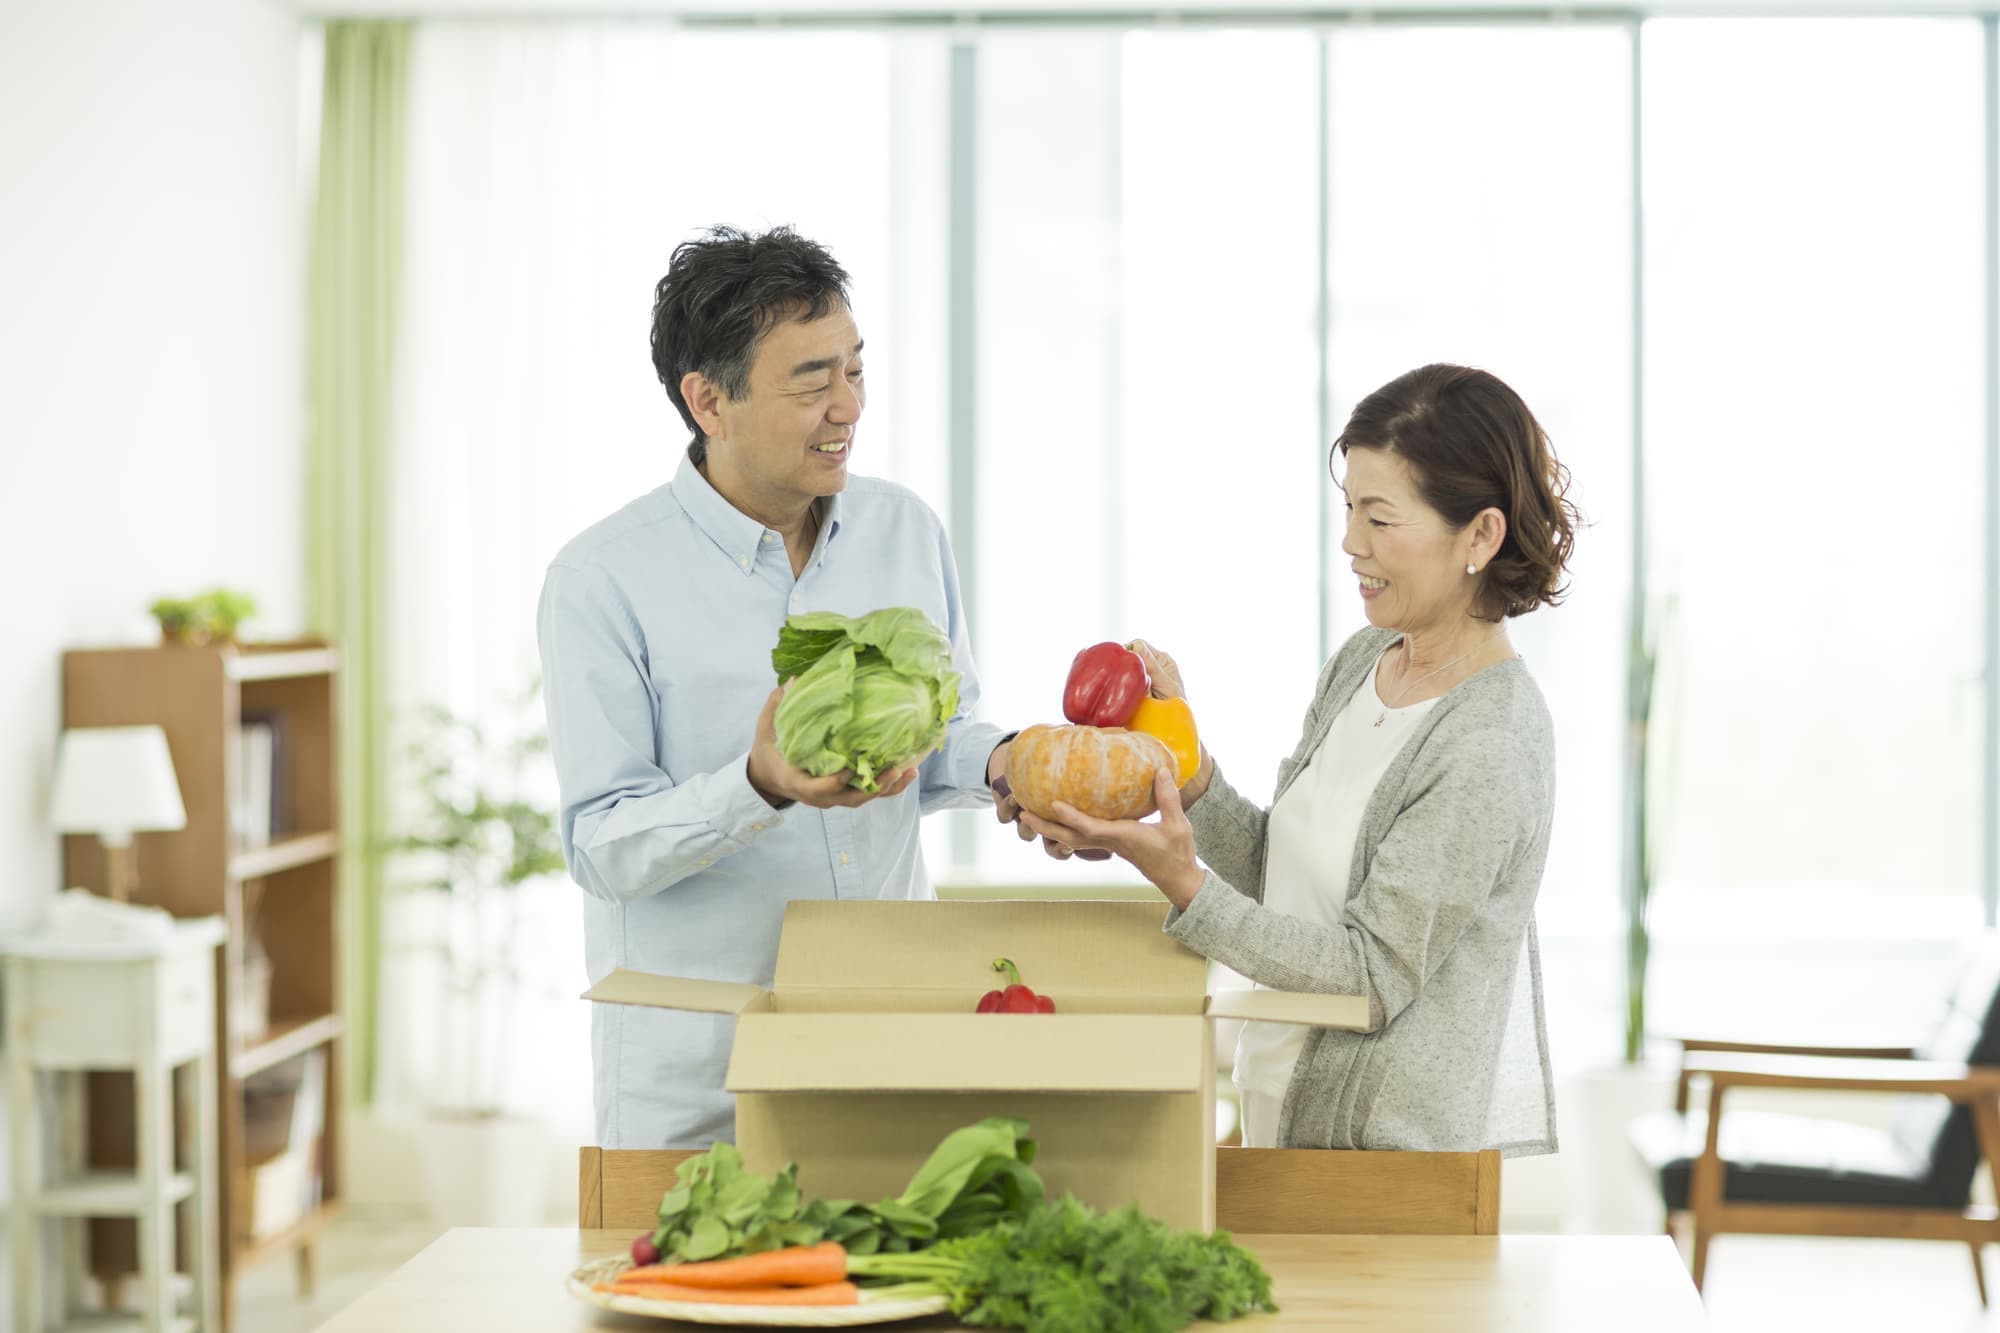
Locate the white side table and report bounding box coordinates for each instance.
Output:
[4,918,225,1333]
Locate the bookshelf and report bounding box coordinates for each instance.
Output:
[61,641,342,1331]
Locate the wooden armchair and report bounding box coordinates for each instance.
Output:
[1629,933,2000,1301]
[580,1145,1500,1235]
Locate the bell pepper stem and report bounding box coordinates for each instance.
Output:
[991,957,1023,987]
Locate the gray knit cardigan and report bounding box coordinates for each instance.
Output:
[1168,626,1559,1156]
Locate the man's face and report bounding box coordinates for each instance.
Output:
[709,304,865,513]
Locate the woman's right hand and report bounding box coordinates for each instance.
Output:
[1125,638,1214,809]
[1127,638,1186,700]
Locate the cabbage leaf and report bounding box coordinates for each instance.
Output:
[771,607,961,792]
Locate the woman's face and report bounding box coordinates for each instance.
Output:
[1339,446,1475,635]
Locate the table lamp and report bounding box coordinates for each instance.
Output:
[50,724,188,902]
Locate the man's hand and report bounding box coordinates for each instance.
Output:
[1017,769,1205,907]
[990,737,1112,861]
[987,739,1030,827]
[746,686,920,809]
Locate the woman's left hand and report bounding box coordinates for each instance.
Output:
[1018,768,1207,910]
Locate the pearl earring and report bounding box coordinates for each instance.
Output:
[1466,563,1477,576]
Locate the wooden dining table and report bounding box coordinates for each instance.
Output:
[309,1227,1710,1331]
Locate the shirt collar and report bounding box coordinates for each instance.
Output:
[671,452,846,576]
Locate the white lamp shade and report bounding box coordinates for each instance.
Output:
[50,725,188,844]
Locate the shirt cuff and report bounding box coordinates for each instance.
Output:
[703,751,790,846]
[943,721,1010,794]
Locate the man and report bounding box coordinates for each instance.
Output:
[538,225,1017,1149]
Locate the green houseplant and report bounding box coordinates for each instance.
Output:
[391,686,567,1227]
[1561,594,1683,1233]
[150,588,259,645]
[1623,596,1678,1065]
[391,691,565,1111]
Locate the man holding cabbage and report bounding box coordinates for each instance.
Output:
[538,226,1018,1150]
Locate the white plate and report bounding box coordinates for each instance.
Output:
[567,1257,950,1327]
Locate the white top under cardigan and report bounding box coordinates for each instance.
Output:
[1234,647,1437,1108]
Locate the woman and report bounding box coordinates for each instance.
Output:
[1022,363,1575,1155]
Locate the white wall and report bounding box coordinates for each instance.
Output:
[0,0,310,926]
[0,0,307,1311]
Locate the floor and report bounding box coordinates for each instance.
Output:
[233,1207,1994,1333]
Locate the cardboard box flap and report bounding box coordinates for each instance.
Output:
[773,899,1205,999]
[726,1013,1207,1093]
[1205,988,1369,1030]
[583,969,768,1015]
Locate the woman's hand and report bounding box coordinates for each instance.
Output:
[1125,638,1214,809]
[1127,638,1186,700]
[1017,768,1206,908]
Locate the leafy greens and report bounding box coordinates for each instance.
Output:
[770,607,961,792]
[649,1116,1038,1262]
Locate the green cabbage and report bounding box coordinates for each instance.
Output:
[771,607,962,792]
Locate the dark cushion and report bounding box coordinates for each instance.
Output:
[1890,933,2000,1205]
[1632,934,2000,1215]
[1630,1108,1944,1210]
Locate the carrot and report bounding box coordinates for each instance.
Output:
[597,1279,860,1306]
[619,1241,849,1290]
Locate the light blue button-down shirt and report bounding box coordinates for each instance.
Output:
[537,455,1005,1149]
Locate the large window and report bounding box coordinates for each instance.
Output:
[1325,22,1633,925]
[1641,17,1987,1037]
[388,22,951,1119]
[946,29,1322,880]
[384,15,1998,1106]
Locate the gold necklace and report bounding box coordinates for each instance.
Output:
[1374,633,1502,728]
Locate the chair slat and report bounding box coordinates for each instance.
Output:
[1215,1147,1499,1235]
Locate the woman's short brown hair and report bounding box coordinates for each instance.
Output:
[1334,364,1578,622]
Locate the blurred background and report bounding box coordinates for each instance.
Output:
[1,0,1993,1328]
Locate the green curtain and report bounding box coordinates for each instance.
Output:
[307,19,409,1106]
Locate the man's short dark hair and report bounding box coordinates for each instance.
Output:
[650,225,852,464]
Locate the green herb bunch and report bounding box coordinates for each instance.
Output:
[649,1144,821,1262]
[850,1195,1279,1332]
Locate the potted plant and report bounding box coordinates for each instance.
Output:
[1562,594,1681,1232]
[1624,604,1662,1066]
[150,588,259,646]
[390,686,566,1226]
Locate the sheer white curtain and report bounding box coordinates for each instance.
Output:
[380,21,947,1123]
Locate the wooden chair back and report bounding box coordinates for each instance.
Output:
[1215,1146,1500,1235]
[580,1145,1501,1235]
[579,1147,700,1231]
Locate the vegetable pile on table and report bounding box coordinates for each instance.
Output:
[601,1116,1276,1332]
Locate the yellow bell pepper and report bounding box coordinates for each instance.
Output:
[1126,696,1200,786]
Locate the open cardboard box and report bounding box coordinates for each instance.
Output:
[583,899,1365,1230]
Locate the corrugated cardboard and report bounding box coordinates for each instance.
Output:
[582,898,1366,1230]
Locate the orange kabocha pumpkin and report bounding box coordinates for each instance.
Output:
[1005,723,1175,822]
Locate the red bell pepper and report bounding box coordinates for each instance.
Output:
[977,957,1055,1014]
[1062,641,1149,728]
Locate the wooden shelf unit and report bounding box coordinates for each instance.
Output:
[62,640,343,1331]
